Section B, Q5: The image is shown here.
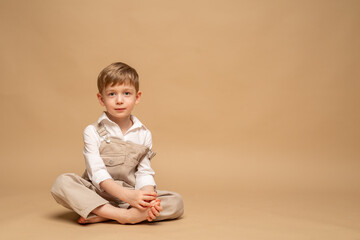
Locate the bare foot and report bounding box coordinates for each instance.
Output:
[117,207,149,224]
[86,203,153,225]
[77,215,109,224]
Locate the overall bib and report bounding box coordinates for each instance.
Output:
[51,122,184,221]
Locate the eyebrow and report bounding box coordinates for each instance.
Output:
[105,87,135,92]
[105,89,116,93]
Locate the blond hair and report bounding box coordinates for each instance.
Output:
[97,62,139,93]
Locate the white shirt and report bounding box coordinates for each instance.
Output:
[83,112,156,191]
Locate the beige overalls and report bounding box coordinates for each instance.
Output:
[51,122,184,221]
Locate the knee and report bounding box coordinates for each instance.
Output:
[173,192,184,218]
[51,173,76,195]
[166,192,184,219]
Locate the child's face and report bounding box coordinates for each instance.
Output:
[97,83,141,122]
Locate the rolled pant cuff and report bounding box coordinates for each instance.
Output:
[80,199,109,219]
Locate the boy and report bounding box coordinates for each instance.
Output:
[51,62,184,224]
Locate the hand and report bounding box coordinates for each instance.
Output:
[124,189,157,210]
[147,199,163,222]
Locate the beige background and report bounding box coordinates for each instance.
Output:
[0,0,359,239]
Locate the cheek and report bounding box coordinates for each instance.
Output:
[126,96,136,103]
[101,98,112,106]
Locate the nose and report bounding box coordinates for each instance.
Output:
[116,94,124,104]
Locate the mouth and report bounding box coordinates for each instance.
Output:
[115,108,126,111]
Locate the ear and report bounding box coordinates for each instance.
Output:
[135,91,142,105]
[97,93,105,106]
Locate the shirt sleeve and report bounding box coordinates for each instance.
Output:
[135,130,156,190]
[83,125,112,191]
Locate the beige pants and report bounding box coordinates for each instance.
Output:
[51,122,183,221]
[51,173,184,221]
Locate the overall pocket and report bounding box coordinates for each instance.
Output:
[102,154,125,167]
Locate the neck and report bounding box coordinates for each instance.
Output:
[105,112,133,135]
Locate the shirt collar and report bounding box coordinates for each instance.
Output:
[130,115,144,130]
[97,111,110,124]
[97,111,146,131]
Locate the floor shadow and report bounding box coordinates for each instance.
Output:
[48,211,79,223]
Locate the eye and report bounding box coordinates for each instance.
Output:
[124,92,131,96]
[108,92,116,96]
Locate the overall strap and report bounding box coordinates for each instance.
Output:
[91,122,110,142]
[147,150,157,160]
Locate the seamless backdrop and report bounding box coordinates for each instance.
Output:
[0,0,359,239]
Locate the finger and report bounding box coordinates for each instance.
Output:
[155,204,163,212]
[147,216,152,222]
[151,206,160,217]
[151,199,160,206]
[154,200,161,207]
[137,206,146,210]
[148,209,156,220]
[140,201,151,208]
[143,191,158,197]
[143,195,157,201]
[136,203,148,210]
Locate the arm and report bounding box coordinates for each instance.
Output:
[99,179,157,209]
[140,185,155,192]
[83,125,112,190]
[135,131,157,190]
